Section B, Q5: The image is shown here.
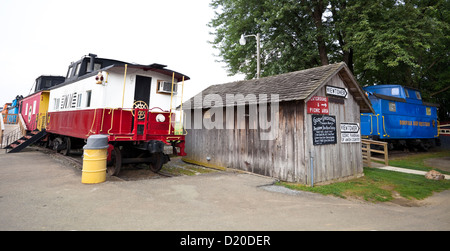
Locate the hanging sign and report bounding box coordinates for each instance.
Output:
[340,122,361,143]
[307,96,329,114]
[326,85,348,98]
[312,115,337,145]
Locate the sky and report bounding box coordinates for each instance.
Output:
[0,0,244,106]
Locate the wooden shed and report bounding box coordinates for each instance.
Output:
[182,62,374,185]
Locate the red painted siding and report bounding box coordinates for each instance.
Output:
[20,92,43,131]
[47,108,179,142]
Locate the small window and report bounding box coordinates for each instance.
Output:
[415,91,422,100]
[86,90,92,107]
[36,79,42,90]
[405,89,410,98]
[33,100,36,114]
[74,63,81,76]
[71,93,77,108]
[25,103,28,115]
[54,98,60,110]
[426,107,431,116]
[60,96,66,110]
[77,94,83,107]
[389,102,396,112]
[87,62,102,72]
[66,66,74,78]
[391,88,399,96]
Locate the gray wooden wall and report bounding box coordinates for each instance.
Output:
[184,74,363,185]
[305,74,363,185]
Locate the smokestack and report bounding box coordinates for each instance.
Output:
[87,53,97,73]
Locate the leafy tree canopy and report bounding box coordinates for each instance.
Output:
[209,0,450,119]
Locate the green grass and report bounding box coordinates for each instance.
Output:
[388,150,450,174]
[277,149,450,203]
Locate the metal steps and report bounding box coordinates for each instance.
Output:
[3,130,47,153]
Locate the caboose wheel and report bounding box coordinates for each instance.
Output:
[148,152,165,173]
[52,137,64,153]
[107,146,122,176]
[60,137,71,156]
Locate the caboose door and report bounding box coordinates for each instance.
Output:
[133,75,152,135]
[134,75,152,108]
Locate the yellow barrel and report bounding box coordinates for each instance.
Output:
[81,135,108,184]
[81,149,107,184]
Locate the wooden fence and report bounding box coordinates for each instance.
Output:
[361,139,389,167]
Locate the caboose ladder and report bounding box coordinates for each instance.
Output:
[4,130,47,153]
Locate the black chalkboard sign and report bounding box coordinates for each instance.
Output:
[312,115,337,145]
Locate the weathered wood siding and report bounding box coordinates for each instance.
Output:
[184,74,363,184]
[185,101,306,183]
[304,74,363,184]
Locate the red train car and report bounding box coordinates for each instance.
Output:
[19,76,65,131]
[44,54,189,175]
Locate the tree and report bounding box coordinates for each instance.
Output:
[209,0,330,79]
[343,0,450,119]
[208,0,449,118]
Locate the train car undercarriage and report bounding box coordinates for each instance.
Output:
[41,132,179,176]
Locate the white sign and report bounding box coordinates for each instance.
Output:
[340,123,360,143]
[326,85,348,98]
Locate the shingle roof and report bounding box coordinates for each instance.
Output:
[183,62,374,113]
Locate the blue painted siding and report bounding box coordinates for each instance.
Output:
[361,85,438,140]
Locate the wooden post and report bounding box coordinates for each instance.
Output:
[384,143,388,166]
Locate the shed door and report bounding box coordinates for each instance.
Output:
[134,75,152,108]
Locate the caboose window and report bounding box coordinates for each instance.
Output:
[60,96,65,109]
[426,107,431,116]
[87,62,102,72]
[71,93,77,108]
[77,94,82,107]
[405,89,410,98]
[54,98,60,110]
[45,80,52,88]
[389,102,396,112]
[391,88,399,96]
[75,63,81,76]
[86,90,92,107]
[415,91,422,100]
[66,66,74,78]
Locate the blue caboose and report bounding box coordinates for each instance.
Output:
[361,85,439,150]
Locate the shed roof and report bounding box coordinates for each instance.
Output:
[184,62,374,113]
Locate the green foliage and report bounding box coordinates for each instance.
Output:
[209,0,450,119]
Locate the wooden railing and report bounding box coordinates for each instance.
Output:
[361,139,389,167]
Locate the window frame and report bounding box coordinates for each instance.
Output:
[388,102,396,112]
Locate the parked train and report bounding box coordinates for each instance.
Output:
[5,53,189,175]
[361,85,440,150]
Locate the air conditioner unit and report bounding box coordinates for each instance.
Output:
[158,81,177,94]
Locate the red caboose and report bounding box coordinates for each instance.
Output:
[44,54,189,175]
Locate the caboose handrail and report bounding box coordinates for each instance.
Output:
[149,107,169,113]
[168,72,175,134]
[382,116,389,137]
